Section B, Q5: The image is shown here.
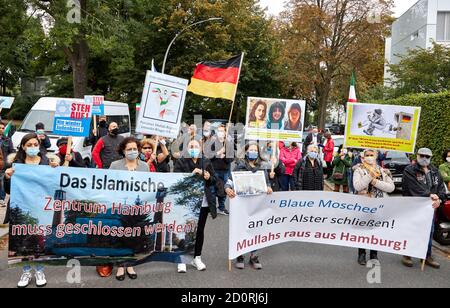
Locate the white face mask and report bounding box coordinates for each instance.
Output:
[447,157,450,163]
[364,157,376,165]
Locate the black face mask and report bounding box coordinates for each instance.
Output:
[110,128,119,136]
[99,120,107,128]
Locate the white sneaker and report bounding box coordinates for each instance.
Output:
[35,270,47,287]
[191,256,206,271]
[17,270,33,288]
[177,263,187,273]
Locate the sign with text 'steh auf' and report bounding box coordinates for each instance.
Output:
[53,99,93,137]
[85,95,104,116]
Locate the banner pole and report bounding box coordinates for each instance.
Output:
[228,260,232,272]
[93,116,97,137]
[421,259,426,272]
[63,137,73,167]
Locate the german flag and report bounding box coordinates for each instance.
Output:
[188,54,243,101]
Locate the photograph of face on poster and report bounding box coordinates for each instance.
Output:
[350,104,418,140]
[245,97,306,142]
[247,98,305,131]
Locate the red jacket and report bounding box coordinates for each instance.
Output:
[323,138,335,163]
[279,142,302,175]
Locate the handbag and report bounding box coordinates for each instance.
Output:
[333,172,344,180]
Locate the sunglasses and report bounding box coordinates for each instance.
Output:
[142,147,152,150]
[419,155,431,159]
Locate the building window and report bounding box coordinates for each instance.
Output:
[437,12,450,41]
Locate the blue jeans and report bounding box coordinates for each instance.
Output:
[427,220,435,257]
[215,169,231,211]
[0,174,5,200]
[347,169,355,194]
[279,175,295,191]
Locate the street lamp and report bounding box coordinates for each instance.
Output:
[162,17,223,74]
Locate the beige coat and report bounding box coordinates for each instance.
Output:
[353,164,395,198]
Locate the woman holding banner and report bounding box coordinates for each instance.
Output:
[353,149,395,265]
[173,139,217,273]
[109,137,149,281]
[4,133,60,288]
[225,141,273,270]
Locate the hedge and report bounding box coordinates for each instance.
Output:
[371,91,450,166]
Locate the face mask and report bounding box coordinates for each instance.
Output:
[59,145,68,155]
[308,152,318,160]
[247,151,259,161]
[126,150,139,161]
[110,128,119,136]
[189,149,200,158]
[446,157,450,163]
[217,132,225,139]
[99,120,107,127]
[284,141,290,148]
[26,147,40,157]
[417,157,431,167]
[267,148,273,156]
[364,157,376,165]
[36,130,45,135]
[159,139,166,146]
[203,131,211,138]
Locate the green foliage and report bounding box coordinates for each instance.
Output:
[387,43,450,97]
[371,91,450,166]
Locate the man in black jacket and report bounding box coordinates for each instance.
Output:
[303,127,323,156]
[402,148,447,269]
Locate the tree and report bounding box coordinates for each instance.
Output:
[387,42,450,97]
[0,1,28,95]
[276,0,393,128]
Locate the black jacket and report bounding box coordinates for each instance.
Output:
[57,152,86,168]
[206,137,234,172]
[402,163,447,204]
[293,158,324,191]
[0,136,15,168]
[303,133,324,154]
[174,157,217,219]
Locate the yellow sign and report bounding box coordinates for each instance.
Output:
[344,103,421,153]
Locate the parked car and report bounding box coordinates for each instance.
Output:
[382,151,410,190]
[434,187,450,245]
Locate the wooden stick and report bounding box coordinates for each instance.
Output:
[271,141,276,174]
[421,259,426,272]
[228,260,232,272]
[63,137,72,167]
[93,116,97,136]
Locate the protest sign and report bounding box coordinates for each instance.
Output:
[85,95,104,116]
[344,103,421,153]
[0,96,14,109]
[136,71,188,139]
[245,97,306,142]
[229,191,434,260]
[9,165,204,266]
[53,99,93,137]
[231,171,268,197]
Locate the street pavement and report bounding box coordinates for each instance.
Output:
[0,208,449,288]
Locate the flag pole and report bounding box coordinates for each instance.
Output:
[227,52,245,126]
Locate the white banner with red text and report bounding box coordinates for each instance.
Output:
[229,191,434,260]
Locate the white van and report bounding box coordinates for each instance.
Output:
[12,97,131,164]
